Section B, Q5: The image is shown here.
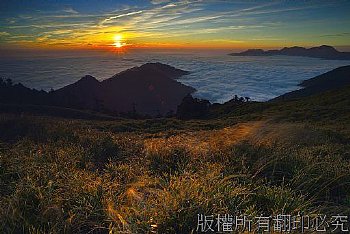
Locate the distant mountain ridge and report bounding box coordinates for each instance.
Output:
[1,63,195,117]
[230,45,350,60]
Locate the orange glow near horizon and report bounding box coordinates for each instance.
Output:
[2,32,349,53]
[1,1,350,52]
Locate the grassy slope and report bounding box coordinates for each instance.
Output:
[0,86,349,233]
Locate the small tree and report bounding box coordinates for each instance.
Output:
[0,78,5,87]
[176,94,211,120]
[5,78,12,87]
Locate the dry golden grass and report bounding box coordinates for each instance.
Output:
[0,115,349,233]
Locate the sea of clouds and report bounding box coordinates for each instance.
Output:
[1,51,349,103]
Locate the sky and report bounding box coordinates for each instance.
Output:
[0,0,350,51]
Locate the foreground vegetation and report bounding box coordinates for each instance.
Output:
[0,86,350,233]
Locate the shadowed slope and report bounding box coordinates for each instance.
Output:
[273,65,350,100]
[100,63,195,115]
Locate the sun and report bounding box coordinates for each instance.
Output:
[113,34,126,48]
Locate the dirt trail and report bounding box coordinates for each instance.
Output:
[144,121,267,156]
[143,120,319,157]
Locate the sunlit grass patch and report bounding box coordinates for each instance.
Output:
[0,110,349,233]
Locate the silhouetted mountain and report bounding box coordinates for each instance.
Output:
[136,62,190,79]
[51,63,195,116]
[0,63,195,117]
[272,65,350,101]
[51,75,101,110]
[230,45,350,60]
[0,78,49,105]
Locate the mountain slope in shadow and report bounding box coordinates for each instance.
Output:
[272,65,350,101]
[100,63,193,115]
[0,79,49,105]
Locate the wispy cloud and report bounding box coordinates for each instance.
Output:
[1,0,350,48]
[150,0,171,5]
[320,32,350,38]
[0,32,10,36]
[101,10,144,24]
[63,7,79,14]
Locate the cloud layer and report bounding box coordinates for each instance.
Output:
[1,51,349,102]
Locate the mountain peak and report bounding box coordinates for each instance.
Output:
[310,45,338,52]
[139,62,190,77]
[110,62,190,80]
[77,75,99,83]
[319,45,335,49]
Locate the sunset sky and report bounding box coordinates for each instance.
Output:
[0,0,350,51]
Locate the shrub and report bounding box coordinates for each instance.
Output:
[146,146,191,176]
[79,135,121,170]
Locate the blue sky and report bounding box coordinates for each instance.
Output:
[0,0,349,50]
